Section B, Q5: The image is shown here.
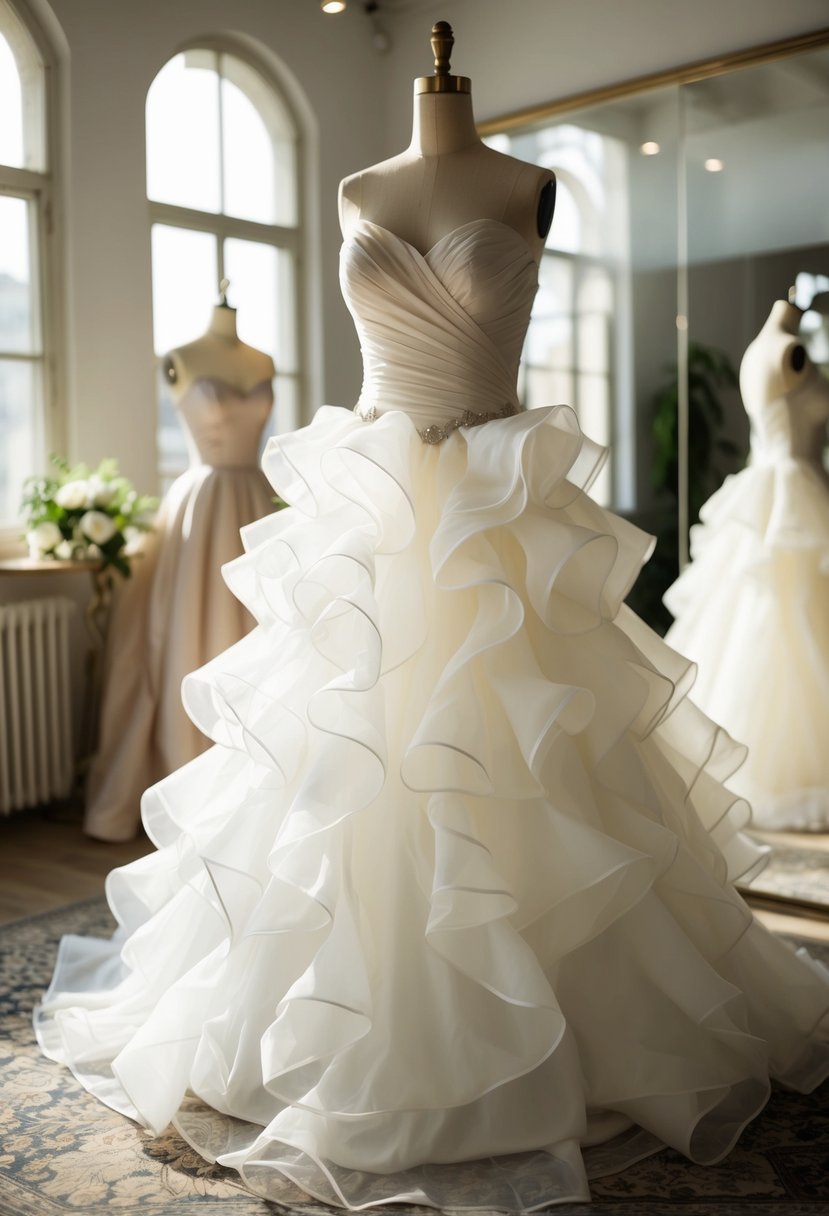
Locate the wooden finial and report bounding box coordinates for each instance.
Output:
[415,18,470,94]
[431,21,453,76]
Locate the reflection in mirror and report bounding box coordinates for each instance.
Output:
[486,86,682,618]
[487,119,635,509]
[682,44,829,527]
[667,45,829,910]
[485,32,829,915]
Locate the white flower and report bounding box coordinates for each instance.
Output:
[55,479,89,510]
[86,474,115,508]
[123,526,146,557]
[79,510,116,545]
[55,539,75,560]
[85,543,102,560]
[26,521,63,557]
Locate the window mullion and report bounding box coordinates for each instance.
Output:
[0,164,46,194]
[216,50,226,218]
[149,201,298,252]
[216,233,225,299]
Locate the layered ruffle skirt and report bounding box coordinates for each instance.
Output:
[37,407,829,1210]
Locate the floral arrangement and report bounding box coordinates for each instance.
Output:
[21,456,158,577]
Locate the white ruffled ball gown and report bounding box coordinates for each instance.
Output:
[84,377,276,842]
[665,300,829,831]
[37,219,829,1211]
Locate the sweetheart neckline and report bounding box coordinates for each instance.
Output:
[175,376,276,403]
[343,217,539,263]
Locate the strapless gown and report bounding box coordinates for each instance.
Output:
[83,377,275,842]
[665,321,829,831]
[39,219,829,1211]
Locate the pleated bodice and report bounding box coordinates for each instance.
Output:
[340,218,537,433]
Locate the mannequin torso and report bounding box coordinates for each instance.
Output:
[162,306,276,400]
[339,91,555,260]
[741,298,829,466]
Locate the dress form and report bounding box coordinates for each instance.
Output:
[741,298,829,468]
[162,296,276,398]
[84,291,277,842]
[338,22,555,258]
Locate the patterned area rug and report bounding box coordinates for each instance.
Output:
[1,899,828,1216]
[742,837,829,909]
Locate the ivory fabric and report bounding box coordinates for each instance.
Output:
[84,378,275,842]
[665,334,829,831]
[40,219,829,1211]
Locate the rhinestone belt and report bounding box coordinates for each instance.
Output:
[355,402,519,444]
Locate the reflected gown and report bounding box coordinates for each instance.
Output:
[665,303,829,831]
[39,219,829,1211]
[84,377,275,842]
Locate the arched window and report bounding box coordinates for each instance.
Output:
[486,125,631,509]
[0,0,52,531]
[146,47,301,486]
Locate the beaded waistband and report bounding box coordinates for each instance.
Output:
[354,402,520,444]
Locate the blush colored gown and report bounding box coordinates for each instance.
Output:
[83,377,275,841]
[40,219,828,1210]
[665,302,829,831]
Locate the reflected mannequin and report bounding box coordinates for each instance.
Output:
[84,298,276,842]
[666,299,829,830]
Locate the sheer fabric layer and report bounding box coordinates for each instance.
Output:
[37,406,829,1212]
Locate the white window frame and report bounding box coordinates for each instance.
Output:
[147,42,304,486]
[0,0,62,549]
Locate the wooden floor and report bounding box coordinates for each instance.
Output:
[1,799,829,943]
[0,798,151,925]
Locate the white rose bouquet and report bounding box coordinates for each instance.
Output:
[20,456,158,577]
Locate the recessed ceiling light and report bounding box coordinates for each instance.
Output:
[640,141,660,156]
[704,158,724,173]
[321,0,346,12]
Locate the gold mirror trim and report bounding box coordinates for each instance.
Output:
[478,26,829,134]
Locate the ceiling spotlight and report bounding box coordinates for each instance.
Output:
[640,141,660,156]
[704,158,724,172]
[321,0,346,12]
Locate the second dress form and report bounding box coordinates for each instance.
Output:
[84,310,276,841]
[665,300,829,830]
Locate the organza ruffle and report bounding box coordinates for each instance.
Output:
[666,458,829,830]
[37,407,829,1211]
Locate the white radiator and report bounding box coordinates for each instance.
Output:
[0,596,76,813]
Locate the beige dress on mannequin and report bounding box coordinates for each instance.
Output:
[39,27,829,1213]
[83,307,276,842]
